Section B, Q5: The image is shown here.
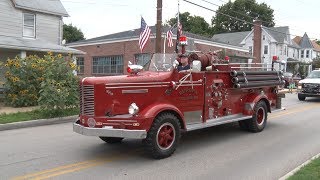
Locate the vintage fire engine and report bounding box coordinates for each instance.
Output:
[74,37,285,159]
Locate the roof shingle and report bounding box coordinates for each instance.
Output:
[13,0,68,16]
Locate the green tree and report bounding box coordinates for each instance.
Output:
[212,0,275,34]
[63,24,85,43]
[167,12,213,37]
[316,40,320,45]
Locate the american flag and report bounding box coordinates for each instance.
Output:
[166,28,173,47]
[138,17,151,52]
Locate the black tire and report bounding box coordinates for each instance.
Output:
[298,93,306,101]
[99,137,123,144]
[143,113,181,159]
[246,101,268,133]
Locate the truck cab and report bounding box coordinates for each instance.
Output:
[297,69,320,101]
[74,52,284,159]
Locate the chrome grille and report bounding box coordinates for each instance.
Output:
[303,83,320,93]
[79,84,95,116]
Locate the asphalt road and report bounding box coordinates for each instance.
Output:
[1,93,320,180]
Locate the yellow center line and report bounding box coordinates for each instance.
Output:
[270,104,320,119]
[31,159,114,180]
[12,149,142,180]
[12,159,101,180]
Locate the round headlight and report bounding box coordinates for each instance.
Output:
[128,103,139,115]
[87,118,96,128]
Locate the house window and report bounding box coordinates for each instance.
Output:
[249,46,253,55]
[285,46,288,56]
[306,50,310,58]
[263,35,266,40]
[23,13,36,38]
[92,55,123,75]
[134,53,151,68]
[264,45,268,54]
[293,49,295,58]
[76,57,84,74]
[301,50,304,58]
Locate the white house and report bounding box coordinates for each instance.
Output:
[0,0,83,87]
[212,26,320,73]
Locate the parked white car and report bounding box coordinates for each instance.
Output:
[297,69,320,101]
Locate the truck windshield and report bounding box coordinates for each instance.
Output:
[307,71,320,78]
[148,53,177,72]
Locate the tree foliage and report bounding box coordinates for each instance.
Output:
[316,40,320,45]
[63,24,85,43]
[212,0,275,34]
[166,12,213,37]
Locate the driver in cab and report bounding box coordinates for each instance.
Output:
[177,54,190,72]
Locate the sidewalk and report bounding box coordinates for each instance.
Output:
[0,102,39,114]
[279,88,297,94]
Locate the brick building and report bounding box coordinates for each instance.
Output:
[67,26,250,77]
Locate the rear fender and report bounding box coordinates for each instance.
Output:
[139,103,185,131]
[243,93,271,115]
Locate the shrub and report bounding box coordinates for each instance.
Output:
[3,53,79,112]
[38,53,79,114]
[4,55,46,107]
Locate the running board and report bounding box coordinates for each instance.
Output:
[186,114,251,132]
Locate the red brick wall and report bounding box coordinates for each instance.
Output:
[72,38,248,77]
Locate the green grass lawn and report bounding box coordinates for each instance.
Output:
[0,108,79,124]
[288,157,320,180]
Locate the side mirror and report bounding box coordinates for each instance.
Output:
[192,60,201,72]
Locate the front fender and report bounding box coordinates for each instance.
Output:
[139,103,185,131]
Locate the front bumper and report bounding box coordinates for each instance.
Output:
[298,92,320,97]
[73,120,147,139]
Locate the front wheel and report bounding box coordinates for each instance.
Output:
[298,93,306,101]
[99,137,123,144]
[246,101,268,133]
[143,113,181,159]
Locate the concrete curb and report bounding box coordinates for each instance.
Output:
[279,152,320,180]
[0,115,78,131]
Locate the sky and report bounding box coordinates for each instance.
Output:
[61,0,320,41]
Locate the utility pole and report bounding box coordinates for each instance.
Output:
[155,0,162,53]
[175,0,180,53]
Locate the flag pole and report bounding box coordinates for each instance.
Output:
[164,32,166,54]
[175,0,180,53]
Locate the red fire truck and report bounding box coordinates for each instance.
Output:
[74,42,284,159]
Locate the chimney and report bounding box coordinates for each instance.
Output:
[253,20,262,64]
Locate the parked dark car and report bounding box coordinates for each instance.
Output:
[283,72,301,88]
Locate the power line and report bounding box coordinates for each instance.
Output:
[202,0,319,38]
[182,0,318,40]
[199,0,273,25]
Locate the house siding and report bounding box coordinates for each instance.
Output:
[0,0,22,37]
[0,0,62,45]
[36,13,61,44]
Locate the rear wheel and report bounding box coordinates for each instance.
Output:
[99,137,123,144]
[298,93,306,101]
[246,101,268,133]
[144,113,181,159]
